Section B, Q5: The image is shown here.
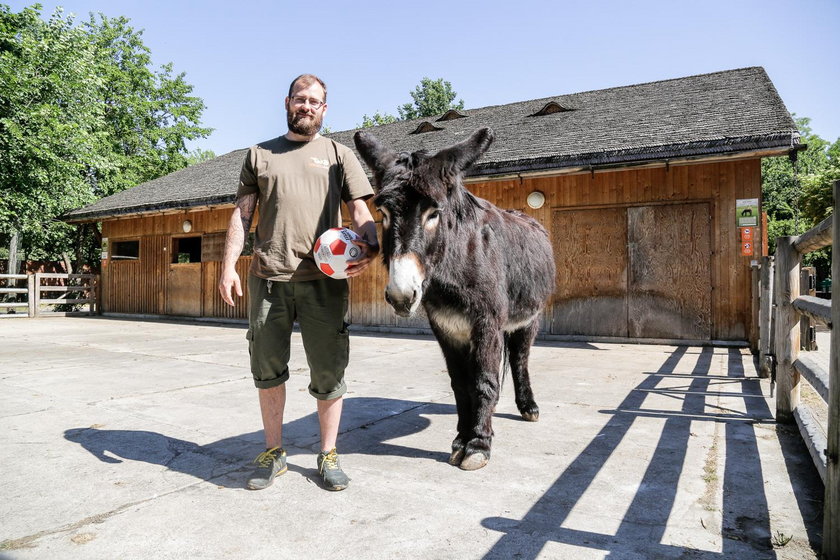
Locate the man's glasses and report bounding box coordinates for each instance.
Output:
[291,96,325,110]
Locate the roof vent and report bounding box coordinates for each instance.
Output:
[436,110,467,122]
[410,121,444,134]
[529,101,571,117]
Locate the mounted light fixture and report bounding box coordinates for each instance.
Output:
[182,219,193,233]
[526,191,546,209]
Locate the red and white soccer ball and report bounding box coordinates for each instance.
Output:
[313,227,362,279]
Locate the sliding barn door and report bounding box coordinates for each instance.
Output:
[627,203,711,339]
[551,207,628,336]
[551,202,712,340]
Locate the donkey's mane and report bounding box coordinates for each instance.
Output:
[375,152,483,224]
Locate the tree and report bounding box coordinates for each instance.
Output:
[0,3,211,270]
[358,77,465,128]
[397,77,464,120]
[0,5,107,269]
[186,148,216,166]
[798,138,840,224]
[358,111,398,129]
[762,116,839,277]
[83,12,211,197]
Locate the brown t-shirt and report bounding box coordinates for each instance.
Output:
[237,135,374,281]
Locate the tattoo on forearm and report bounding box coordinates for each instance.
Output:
[222,194,257,266]
[237,193,257,232]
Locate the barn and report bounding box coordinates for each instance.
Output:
[65,67,800,344]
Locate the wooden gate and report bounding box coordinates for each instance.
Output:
[167,264,202,316]
[551,202,712,340]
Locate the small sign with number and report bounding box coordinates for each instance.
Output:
[741,241,754,256]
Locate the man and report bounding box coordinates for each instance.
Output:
[218,74,378,491]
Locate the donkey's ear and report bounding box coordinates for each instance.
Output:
[354,131,396,177]
[435,128,494,174]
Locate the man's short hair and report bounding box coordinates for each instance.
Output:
[288,74,327,102]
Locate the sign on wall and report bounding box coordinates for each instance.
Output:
[736,198,759,227]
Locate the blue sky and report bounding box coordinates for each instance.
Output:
[10,0,840,156]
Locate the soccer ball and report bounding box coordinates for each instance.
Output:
[313,227,363,279]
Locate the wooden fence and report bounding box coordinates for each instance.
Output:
[767,180,839,558]
[0,273,98,317]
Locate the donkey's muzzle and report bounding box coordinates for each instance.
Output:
[384,288,419,317]
[385,254,425,317]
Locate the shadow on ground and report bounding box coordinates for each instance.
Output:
[480,347,824,559]
[64,397,455,489]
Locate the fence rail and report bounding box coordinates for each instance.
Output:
[769,180,840,558]
[0,273,99,318]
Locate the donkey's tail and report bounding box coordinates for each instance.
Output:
[500,332,511,390]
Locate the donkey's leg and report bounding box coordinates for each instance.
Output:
[508,320,540,422]
[430,327,473,465]
[461,328,504,471]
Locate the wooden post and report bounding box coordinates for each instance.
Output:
[800,266,817,351]
[823,181,840,559]
[750,262,760,354]
[88,276,95,315]
[33,273,41,318]
[773,236,800,424]
[27,274,35,317]
[759,256,774,378]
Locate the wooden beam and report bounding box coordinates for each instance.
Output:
[793,214,833,254]
[773,236,800,424]
[794,404,827,483]
[793,294,832,328]
[794,353,830,403]
[758,256,774,378]
[823,180,840,559]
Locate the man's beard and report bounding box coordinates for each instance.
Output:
[287,110,323,136]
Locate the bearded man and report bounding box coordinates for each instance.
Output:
[218,74,379,491]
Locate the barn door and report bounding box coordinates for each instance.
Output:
[551,202,711,340]
[627,203,711,339]
[551,207,628,336]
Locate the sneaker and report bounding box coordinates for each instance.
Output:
[317,448,349,491]
[246,447,287,490]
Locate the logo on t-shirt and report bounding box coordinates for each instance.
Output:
[309,157,330,170]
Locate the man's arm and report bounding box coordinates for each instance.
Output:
[344,198,379,278]
[218,193,257,306]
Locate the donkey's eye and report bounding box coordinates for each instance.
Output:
[379,207,391,229]
[423,208,440,230]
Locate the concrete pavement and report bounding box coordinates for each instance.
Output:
[0,316,825,559]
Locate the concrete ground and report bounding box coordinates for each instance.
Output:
[0,317,825,559]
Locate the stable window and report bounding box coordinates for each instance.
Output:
[111,240,140,260]
[172,236,202,264]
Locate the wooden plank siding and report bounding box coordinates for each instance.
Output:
[98,158,761,341]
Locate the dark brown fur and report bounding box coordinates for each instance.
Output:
[354,128,556,470]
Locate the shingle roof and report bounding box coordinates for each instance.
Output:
[65,67,798,222]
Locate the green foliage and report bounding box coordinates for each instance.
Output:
[799,139,840,224]
[0,3,211,266]
[185,148,216,166]
[761,118,832,223]
[397,77,464,120]
[357,77,465,128]
[358,111,398,129]
[762,117,838,277]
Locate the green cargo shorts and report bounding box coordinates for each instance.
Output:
[246,274,350,399]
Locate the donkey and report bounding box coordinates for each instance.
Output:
[354,128,556,470]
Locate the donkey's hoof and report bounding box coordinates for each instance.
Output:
[459,452,489,471]
[448,449,465,465]
[521,411,540,422]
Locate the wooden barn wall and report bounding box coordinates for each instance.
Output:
[100,158,760,341]
[102,208,250,320]
[465,159,761,341]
